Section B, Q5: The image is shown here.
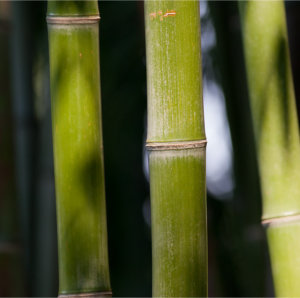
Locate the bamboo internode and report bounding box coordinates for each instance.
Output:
[47,1,111,296]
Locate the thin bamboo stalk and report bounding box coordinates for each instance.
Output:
[239,1,300,296]
[10,3,36,291]
[47,1,111,296]
[208,2,267,296]
[144,1,207,296]
[32,48,58,296]
[0,2,25,295]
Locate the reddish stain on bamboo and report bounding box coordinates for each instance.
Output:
[150,9,176,21]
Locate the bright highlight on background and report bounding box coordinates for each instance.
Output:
[201,0,234,199]
[203,81,234,199]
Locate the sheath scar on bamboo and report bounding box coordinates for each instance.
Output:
[262,214,300,227]
[46,16,100,24]
[146,139,207,151]
[58,291,112,298]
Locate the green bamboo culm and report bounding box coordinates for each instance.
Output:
[144,1,207,296]
[47,1,111,296]
[239,1,300,296]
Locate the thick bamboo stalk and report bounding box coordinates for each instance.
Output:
[239,1,300,296]
[47,1,111,296]
[144,1,207,296]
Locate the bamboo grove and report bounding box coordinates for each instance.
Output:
[1,0,300,296]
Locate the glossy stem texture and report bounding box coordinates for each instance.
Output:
[47,1,111,295]
[145,1,207,296]
[239,1,300,296]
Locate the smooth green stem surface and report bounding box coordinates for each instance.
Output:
[48,1,111,295]
[266,221,300,297]
[145,1,207,296]
[239,1,300,296]
[48,1,98,17]
[145,0,205,143]
[149,149,207,297]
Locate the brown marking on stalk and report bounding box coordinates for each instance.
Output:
[150,12,157,20]
[163,10,176,18]
[79,53,82,58]
[146,140,207,151]
[150,10,176,21]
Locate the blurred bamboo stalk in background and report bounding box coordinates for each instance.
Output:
[0,2,25,296]
[31,2,58,293]
[10,2,37,294]
[239,1,300,296]
[208,2,268,296]
[144,1,207,296]
[47,1,111,296]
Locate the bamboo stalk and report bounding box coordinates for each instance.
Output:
[47,1,111,296]
[0,2,25,295]
[208,2,267,296]
[10,3,36,291]
[144,1,207,296]
[239,1,300,296]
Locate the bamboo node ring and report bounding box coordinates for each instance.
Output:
[146,139,207,151]
[46,16,100,25]
[59,291,112,298]
[262,213,300,227]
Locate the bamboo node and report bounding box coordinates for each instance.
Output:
[46,16,100,25]
[146,139,207,151]
[262,213,300,227]
[59,291,112,298]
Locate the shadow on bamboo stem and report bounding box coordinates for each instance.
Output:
[47,1,111,295]
[239,1,300,296]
